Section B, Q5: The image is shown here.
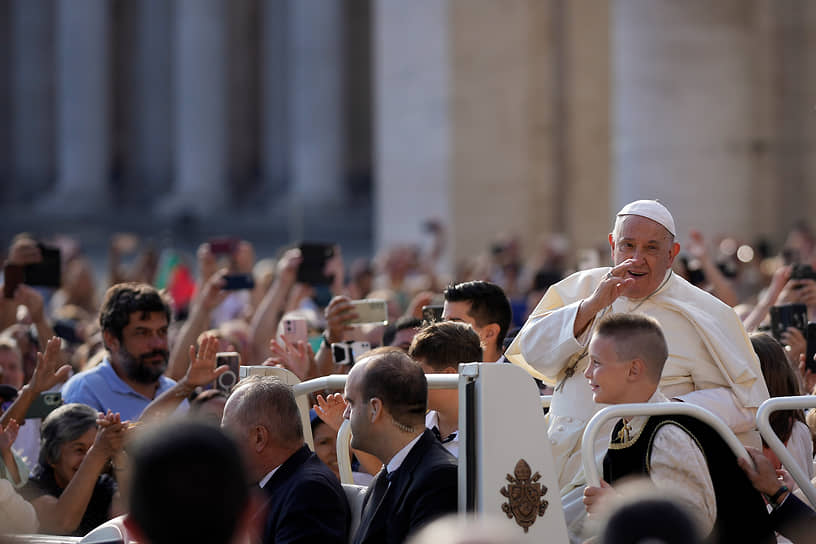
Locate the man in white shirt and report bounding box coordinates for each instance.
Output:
[408,321,483,457]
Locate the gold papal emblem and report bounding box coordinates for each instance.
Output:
[500,458,548,532]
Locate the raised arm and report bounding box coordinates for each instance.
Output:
[32,411,127,535]
[0,337,71,428]
[140,335,228,423]
[249,249,301,364]
[165,270,228,381]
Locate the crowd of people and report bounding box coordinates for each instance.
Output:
[0,200,815,543]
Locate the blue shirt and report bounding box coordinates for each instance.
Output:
[61,358,182,422]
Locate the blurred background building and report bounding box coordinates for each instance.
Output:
[0,0,814,269]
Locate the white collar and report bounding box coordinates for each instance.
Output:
[386,432,423,474]
[622,390,669,439]
[258,465,280,489]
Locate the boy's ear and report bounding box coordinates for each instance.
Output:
[628,358,645,380]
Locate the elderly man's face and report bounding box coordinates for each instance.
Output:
[609,215,680,300]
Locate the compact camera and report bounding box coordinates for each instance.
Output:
[331,341,372,366]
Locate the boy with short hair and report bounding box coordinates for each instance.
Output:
[582,313,773,543]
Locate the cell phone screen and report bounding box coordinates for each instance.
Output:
[3,264,24,298]
[24,245,61,288]
[806,323,816,374]
[222,274,255,291]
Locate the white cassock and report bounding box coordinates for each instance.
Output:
[504,268,769,537]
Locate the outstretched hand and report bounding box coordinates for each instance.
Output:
[313,393,347,432]
[184,335,230,388]
[29,336,72,393]
[264,336,315,381]
[0,419,20,453]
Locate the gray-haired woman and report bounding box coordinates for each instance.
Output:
[19,403,127,536]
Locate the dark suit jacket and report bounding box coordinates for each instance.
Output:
[259,445,350,544]
[771,493,816,544]
[353,429,458,544]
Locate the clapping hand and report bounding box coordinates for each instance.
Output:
[313,393,347,432]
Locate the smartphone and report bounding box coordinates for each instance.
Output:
[421,304,444,323]
[296,243,335,286]
[25,391,62,419]
[223,274,255,291]
[348,299,388,325]
[770,303,809,341]
[792,264,816,282]
[282,317,308,344]
[208,237,239,255]
[24,244,61,288]
[806,322,816,374]
[3,264,24,298]
[331,341,371,366]
[215,352,241,394]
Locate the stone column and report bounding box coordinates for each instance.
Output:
[160,0,227,217]
[261,0,289,197]
[614,0,756,239]
[448,0,558,265]
[43,0,110,213]
[131,0,173,202]
[288,0,344,203]
[373,0,452,259]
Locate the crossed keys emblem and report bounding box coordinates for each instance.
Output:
[500,459,549,532]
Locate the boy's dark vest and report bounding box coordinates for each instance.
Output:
[602,414,775,544]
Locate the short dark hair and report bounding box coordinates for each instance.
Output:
[99,283,171,341]
[129,421,250,544]
[443,281,512,350]
[595,313,668,381]
[360,350,427,430]
[230,376,304,446]
[383,316,421,347]
[409,321,482,371]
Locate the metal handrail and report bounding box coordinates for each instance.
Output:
[582,402,751,487]
[756,396,816,507]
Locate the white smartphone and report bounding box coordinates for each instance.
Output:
[348,299,388,325]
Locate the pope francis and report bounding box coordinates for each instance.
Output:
[504,200,769,538]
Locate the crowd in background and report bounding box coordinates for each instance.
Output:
[0,217,815,542]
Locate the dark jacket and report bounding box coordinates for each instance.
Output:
[259,445,350,544]
[771,493,816,544]
[353,429,458,544]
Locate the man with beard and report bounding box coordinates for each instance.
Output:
[62,283,179,421]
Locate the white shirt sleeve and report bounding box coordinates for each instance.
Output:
[516,300,587,381]
[648,423,717,536]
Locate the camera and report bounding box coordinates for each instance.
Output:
[331,341,372,366]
